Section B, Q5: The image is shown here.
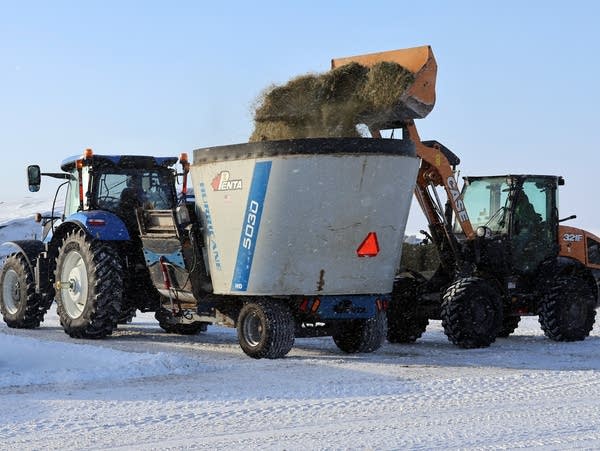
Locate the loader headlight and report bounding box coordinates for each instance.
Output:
[476,226,492,239]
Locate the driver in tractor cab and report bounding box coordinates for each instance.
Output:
[118,175,144,232]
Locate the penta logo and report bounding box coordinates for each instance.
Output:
[211,171,243,191]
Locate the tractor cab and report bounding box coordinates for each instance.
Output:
[456,174,562,274]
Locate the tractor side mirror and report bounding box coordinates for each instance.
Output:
[27,165,41,192]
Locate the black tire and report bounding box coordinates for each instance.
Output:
[441,277,503,348]
[497,315,521,338]
[54,230,123,338]
[155,307,207,335]
[332,310,387,354]
[117,305,137,324]
[538,274,596,341]
[387,277,429,343]
[237,299,295,359]
[0,253,49,328]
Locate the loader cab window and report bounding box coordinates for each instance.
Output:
[510,177,557,273]
[455,177,509,234]
[64,167,88,217]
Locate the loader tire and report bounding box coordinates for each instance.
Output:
[333,310,387,354]
[54,230,122,338]
[387,277,428,343]
[441,277,503,349]
[237,299,295,359]
[0,253,49,328]
[538,274,596,341]
[155,307,207,335]
[497,315,521,338]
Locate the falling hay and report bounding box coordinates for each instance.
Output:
[250,61,414,142]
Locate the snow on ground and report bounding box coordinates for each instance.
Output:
[2,202,600,449]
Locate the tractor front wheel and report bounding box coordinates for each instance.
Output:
[441,277,503,348]
[54,230,123,338]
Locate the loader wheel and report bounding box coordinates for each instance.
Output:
[538,274,596,341]
[237,299,295,359]
[155,307,207,335]
[332,310,387,354]
[54,230,123,338]
[387,277,428,343]
[441,277,503,349]
[497,315,521,338]
[0,253,49,328]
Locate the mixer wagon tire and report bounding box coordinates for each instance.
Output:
[237,299,295,359]
[54,230,122,338]
[538,274,596,341]
[441,277,503,349]
[0,253,49,328]
[497,315,521,338]
[387,277,429,343]
[155,307,207,335]
[332,309,387,354]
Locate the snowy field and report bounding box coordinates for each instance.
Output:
[2,203,600,450]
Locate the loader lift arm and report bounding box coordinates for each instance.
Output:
[373,120,476,275]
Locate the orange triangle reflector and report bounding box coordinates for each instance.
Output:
[357,232,379,257]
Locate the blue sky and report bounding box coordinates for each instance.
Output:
[2,1,600,234]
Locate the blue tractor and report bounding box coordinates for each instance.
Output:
[0,149,203,338]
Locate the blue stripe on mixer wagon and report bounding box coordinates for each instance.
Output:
[231,161,272,292]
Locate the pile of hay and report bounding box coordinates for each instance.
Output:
[250,61,414,142]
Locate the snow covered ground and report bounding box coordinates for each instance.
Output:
[2,201,600,450]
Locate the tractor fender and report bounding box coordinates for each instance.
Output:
[536,256,599,306]
[62,211,131,241]
[1,240,45,271]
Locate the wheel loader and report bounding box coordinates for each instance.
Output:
[332,46,599,348]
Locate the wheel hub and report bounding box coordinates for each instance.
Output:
[60,251,88,319]
[243,311,263,347]
[2,269,20,315]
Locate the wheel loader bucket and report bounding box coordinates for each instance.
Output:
[331,45,437,125]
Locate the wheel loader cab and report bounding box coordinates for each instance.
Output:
[458,175,560,273]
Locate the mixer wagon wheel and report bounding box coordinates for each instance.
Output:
[237,298,295,359]
[54,230,123,338]
[0,253,49,328]
[441,277,503,348]
[332,309,387,354]
[538,273,596,341]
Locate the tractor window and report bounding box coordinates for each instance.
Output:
[94,170,175,213]
[64,171,80,216]
[456,177,509,234]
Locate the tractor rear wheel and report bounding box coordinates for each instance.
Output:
[333,310,387,353]
[0,253,49,328]
[54,230,123,338]
[441,277,503,348]
[237,299,295,359]
[538,274,596,341]
[387,277,428,343]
